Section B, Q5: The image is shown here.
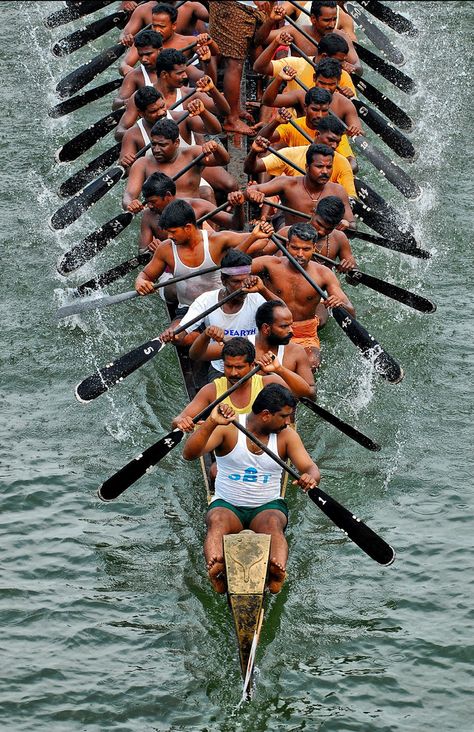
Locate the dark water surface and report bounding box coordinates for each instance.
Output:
[1,2,473,730]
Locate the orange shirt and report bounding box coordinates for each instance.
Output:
[275,115,354,159]
[271,56,357,97]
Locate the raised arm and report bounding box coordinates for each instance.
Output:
[182,408,233,460]
[199,140,230,168]
[319,263,355,316]
[122,157,147,211]
[258,353,315,399]
[195,75,231,117]
[134,241,168,294]
[173,383,217,434]
[285,428,321,490]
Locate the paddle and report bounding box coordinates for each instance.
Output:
[50,113,198,231]
[97,364,264,501]
[58,142,121,198]
[55,107,124,164]
[344,2,404,66]
[59,212,134,277]
[350,73,413,132]
[269,235,404,383]
[44,0,115,29]
[232,419,395,565]
[56,265,222,319]
[356,0,419,37]
[52,7,131,57]
[298,398,380,451]
[350,99,415,160]
[75,288,246,403]
[48,79,122,119]
[292,74,421,199]
[354,178,415,236]
[353,42,415,94]
[75,251,152,296]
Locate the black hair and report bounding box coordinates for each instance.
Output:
[155,48,187,75]
[150,117,180,141]
[134,29,163,49]
[142,172,176,199]
[252,383,297,414]
[315,57,343,80]
[305,142,335,166]
[152,3,178,22]
[287,222,318,243]
[318,32,349,57]
[315,115,345,136]
[255,300,287,330]
[222,337,255,364]
[311,0,337,18]
[220,249,252,276]
[315,195,345,226]
[134,86,163,112]
[304,87,332,106]
[159,199,196,228]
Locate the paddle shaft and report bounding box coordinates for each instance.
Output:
[266,145,305,175]
[173,288,245,337]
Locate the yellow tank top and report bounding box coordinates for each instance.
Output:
[213,375,264,414]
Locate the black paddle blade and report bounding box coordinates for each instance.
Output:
[346,227,431,260]
[59,142,121,198]
[352,100,416,160]
[56,43,126,98]
[49,166,124,231]
[346,271,437,313]
[307,486,395,565]
[332,307,404,384]
[353,178,419,241]
[48,79,122,119]
[52,10,127,57]
[55,108,123,164]
[351,73,413,131]
[299,398,381,451]
[75,252,151,295]
[351,136,421,200]
[345,3,404,65]
[358,0,419,36]
[75,338,165,403]
[44,0,115,29]
[58,212,133,275]
[354,42,415,94]
[98,429,185,501]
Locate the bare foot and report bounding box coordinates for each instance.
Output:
[223,116,256,136]
[239,109,256,123]
[267,558,286,594]
[207,556,226,594]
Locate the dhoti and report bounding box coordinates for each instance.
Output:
[292,317,320,349]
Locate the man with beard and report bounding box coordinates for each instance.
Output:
[189,300,316,399]
[251,222,355,369]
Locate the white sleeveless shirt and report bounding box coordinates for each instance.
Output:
[170,229,221,307]
[213,415,283,507]
[141,64,153,87]
[248,334,285,364]
[136,118,154,157]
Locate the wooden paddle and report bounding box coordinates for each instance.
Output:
[48,79,122,119]
[51,6,133,57]
[357,0,419,37]
[75,252,152,296]
[232,419,395,565]
[55,108,124,164]
[344,2,405,65]
[269,235,404,383]
[75,288,247,403]
[44,0,114,30]
[350,73,413,131]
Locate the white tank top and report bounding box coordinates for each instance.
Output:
[136,118,154,157]
[170,229,221,307]
[248,334,285,364]
[213,414,283,507]
[165,90,209,189]
[294,2,339,29]
[141,64,153,87]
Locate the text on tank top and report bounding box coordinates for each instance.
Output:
[170,229,221,307]
[214,374,264,415]
[247,334,285,365]
[213,414,283,507]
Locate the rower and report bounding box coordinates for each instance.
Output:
[245,142,356,229]
[139,173,245,251]
[134,200,273,322]
[123,118,231,211]
[120,1,209,48]
[182,384,321,593]
[113,29,163,110]
[251,222,355,369]
[164,249,277,355]
[189,299,317,399]
[282,0,356,41]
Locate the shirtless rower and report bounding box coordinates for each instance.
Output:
[113,29,163,110]
[123,118,231,212]
[120,1,209,47]
[246,143,355,229]
[183,383,320,593]
[251,222,355,369]
[121,3,217,78]
[135,200,273,321]
[189,299,317,399]
[281,0,356,41]
[139,174,245,251]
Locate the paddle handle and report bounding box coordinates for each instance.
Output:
[171,152,206,181]
[173,287,245,336]
[285,11,319,51]
[286,0,310,17]
[263,198,311,220]
[267,145,306,175]
[169,88,196,111]
[270,235,327,301]
[194,364,263,424]
[288,119,314,145]
[196,201,230,225]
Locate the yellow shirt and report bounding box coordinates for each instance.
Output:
[262,145,356,197]
[214,374,264,414]
[275,115,354,159]
[271,56,357,98]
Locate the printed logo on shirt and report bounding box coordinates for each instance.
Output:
[223,328,257,337]
[227,467,272,484]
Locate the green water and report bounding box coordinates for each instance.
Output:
[1,2,473,730]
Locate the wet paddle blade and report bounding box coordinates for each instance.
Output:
[52,10,127,57]
[352,99,416,160]
[346,227,431,259]
[354,42,416,93]
[59,142,121,198]
[346,271,437,313]
[357,0,419,36]
[75,252,151,295]
[351,73,413,131]
[44,0,115,29]
[55,108,123,163]
[299,398,381,451]
[345,3,405,65]
[49,166,124,230]
[56,42,126,98]
[57,212,133,275]
[48,79,122,119]
[350,135,421,199]
[75,338,166,403]
[97,429,185,501]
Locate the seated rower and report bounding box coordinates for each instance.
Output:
[190,299,317,399]
[135,200,273,323]
[113,29,163,110]
[139,174,245,252]
[281,1,356,42]
[251,222,355,369]
[120,1,209,47]
[182,383,321,593]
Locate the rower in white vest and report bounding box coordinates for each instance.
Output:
[113,29,163,110]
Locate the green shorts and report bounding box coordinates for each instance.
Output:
[208,498,288,530]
